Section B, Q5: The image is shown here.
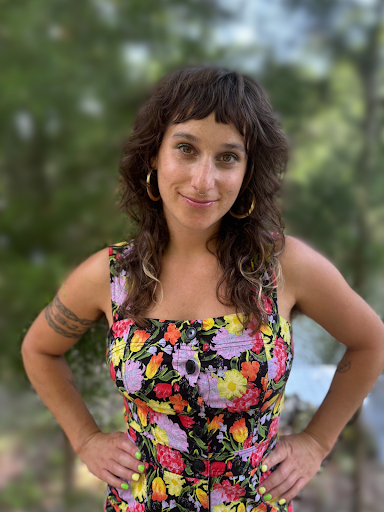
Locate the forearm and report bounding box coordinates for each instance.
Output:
[22,348,101,454]
[303,347,384,456]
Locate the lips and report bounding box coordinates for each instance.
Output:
[179,193,218,208]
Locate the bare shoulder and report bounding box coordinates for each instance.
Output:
[22,247,111,356]
[279,235,384,350]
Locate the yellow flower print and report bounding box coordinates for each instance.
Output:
[229,418,248,443]
[213,505,236,512]
[224,314,245,335]
[202,318,215,331]
[131,473,147,502]
[280,318,291,345]
[152,476,167,502]
[146,352,164,378]
[153,426,169,446]
[163,471,185,496]
[111,338,126,366]
[130,330,151,352]
[129,420,142,432]
[217,369,247,400]
[237,504,246,512]
[260,324,272,337]
[147,400,176,415]
[196,488,209,508]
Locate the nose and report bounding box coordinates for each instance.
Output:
[190,157,215,194]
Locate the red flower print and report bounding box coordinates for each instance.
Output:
[164,323,181,345]
[112,318,134,338]
[170,394,188,413]
[227,460,232,469]
[259,468,271,484]
[110,362,116,381]
[154,383,173,399]
[244,436,253,449]
[262,295,274,313]
[241,361,260,381]
[173,383,180,392]
[129,504,145,512]
[129,426,137,442]
[227,387,261,412]
[149,409,159,424]
[271,343,287,382]
[203,343,209,351]
[186,477,201,484]
[210,461,226,476]
[248,329,264,354]
[213,480,246,501]
[180,415,195,428]
[250,440,269,468]
[156,444,186,474]
[268,417,280,440]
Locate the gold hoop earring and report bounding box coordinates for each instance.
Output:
[146,169,161,201]
[229,189,255,219]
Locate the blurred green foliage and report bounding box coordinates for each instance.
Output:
[1,0,384,509]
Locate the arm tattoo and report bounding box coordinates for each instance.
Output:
[45,294,95,338]
[336,360,351,373]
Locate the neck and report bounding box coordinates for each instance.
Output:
[164,223,220,260]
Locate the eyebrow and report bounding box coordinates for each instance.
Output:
[171,131,246,154]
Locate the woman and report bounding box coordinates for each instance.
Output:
[21,66,384,512]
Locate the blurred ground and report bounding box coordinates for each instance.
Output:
[1,384,384,512]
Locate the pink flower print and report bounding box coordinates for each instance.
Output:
[262,294,274,313]
[226,386,261,412]
[112,318,134,340]
[250,439,270,468]
[269,416,280,440]
[122,359,144,394]
[157,415,188,452]
[197,373,229,409]
[212,480,246,502]
[268,342,287,382]
[211,329,253,359]
[111,270,128,306]
[156,444,186,474]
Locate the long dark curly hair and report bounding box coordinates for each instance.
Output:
[116,65,289,332]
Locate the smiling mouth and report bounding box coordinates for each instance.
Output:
[179,192,218,208]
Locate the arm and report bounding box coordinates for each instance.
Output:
[21,247,144,489]
[259,236,384,505]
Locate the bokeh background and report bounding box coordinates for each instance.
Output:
[1,0,384,511]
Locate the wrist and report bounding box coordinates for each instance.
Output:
[73,427,102,457]
[302,428,333,459]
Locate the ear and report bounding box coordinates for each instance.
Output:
[150,155,158,169]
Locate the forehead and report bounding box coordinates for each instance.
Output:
[164,112,245,144]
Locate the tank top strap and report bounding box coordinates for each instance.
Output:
[108,241,132,324]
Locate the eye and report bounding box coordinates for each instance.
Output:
[176,144,194,155]
[221,153,239,163]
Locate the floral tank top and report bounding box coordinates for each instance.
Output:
[105,241,294,512]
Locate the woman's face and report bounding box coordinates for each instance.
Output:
[151,111,248,237]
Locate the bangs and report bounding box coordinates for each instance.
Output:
[159,68,257,156]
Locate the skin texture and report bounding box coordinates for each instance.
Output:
[151,111,248,243]
[21,113,384,500]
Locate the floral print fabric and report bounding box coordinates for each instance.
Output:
[105,242,294,512]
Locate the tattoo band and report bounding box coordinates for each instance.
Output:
[45,294,95,338]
